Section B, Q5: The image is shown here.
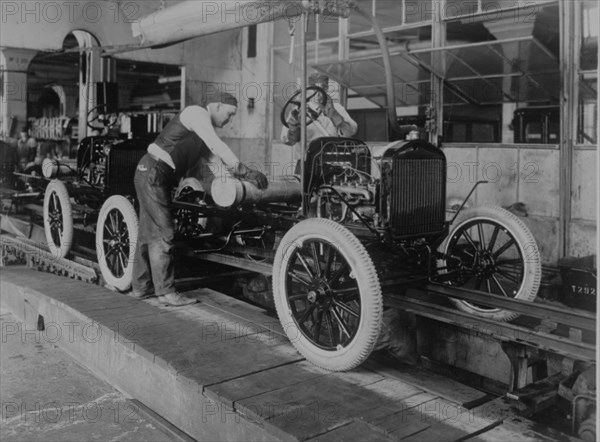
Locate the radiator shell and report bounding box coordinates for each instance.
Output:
[381,140,446,239]
[106,144,147,197]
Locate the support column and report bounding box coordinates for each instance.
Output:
[430,2,445,146]
[560,0,576,259]
[71,31,101,141]
[0,48,38,139]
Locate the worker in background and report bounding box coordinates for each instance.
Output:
[16,128,38,164]
[131,92,268,306]
[281,72,358,147]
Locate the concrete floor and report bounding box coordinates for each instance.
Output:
[0,309,174,442]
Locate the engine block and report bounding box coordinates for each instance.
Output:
[305,138,447,240]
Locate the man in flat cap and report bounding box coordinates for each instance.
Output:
[131,93,268,306]
[281,72,357,147]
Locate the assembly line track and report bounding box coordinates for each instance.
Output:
[2,233,595,366]
[197,251,596,365]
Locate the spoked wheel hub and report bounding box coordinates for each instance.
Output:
[306,284,332,307]
[43,180,73,258]
[440,205,541,321]
[473,251,497,278]
[48,207,64,240]
[285,237,363,351]
[96,196,139,292]
[273,218,383,371]
[102,209,131,278]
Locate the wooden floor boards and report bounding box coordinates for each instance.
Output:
[1,266,575,442]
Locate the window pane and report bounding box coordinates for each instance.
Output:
[444,0,479,19]
[443,105,501,143]
[316,15,340,39]
[580,0,599,70]
[375,0,403,28]
[405,0,434,23]
[349,0,373,34]
[578,75,598,145]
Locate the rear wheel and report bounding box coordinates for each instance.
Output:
[273,218,382,371]
[440,205,541,321]
[96,196,138,291]
[174,180,208,238]
[43,180,73,258]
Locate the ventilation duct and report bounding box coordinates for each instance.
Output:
[132,0,306,47]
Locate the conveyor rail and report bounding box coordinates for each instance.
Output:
[424,283,596,332]
[2,231,595,365]
[384,293,596,362]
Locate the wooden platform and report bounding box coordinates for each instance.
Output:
[0,267,576,441]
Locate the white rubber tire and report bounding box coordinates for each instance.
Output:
[43,180,73,258]
[96,196,138,291]
[440,205,541,321]
[273,218,383,371]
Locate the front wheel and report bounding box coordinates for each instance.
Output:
[439,205,541,321]
[96,196,138,291]
[273,218,382,371]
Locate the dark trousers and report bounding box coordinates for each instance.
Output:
[132,154,176,296]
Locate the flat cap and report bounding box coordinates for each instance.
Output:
[308,72,329,86]
[207,92,238,107]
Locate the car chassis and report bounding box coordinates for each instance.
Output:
[21,4,542,372]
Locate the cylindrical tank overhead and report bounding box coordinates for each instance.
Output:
[132,1,356,48]
[132,1,306,47]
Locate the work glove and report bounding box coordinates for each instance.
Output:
[323,100,343,126]
[284,110,301,145]
[235,163,269,190]
[245,169,269,190]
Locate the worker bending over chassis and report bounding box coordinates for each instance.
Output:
[132,93,268,307]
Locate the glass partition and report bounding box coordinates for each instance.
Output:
[272,0,563,144]
[577,0,598,146]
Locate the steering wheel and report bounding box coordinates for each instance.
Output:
[87,103,118,131]
[280,86,328,128]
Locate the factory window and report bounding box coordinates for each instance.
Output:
[349,0,432,35]
[272,1,563,144]
[577,0,598,145]
[440,2,560,144]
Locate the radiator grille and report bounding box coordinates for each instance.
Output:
[107,149,146,197]
[390,157,446,237]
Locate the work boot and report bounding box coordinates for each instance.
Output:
[158,292,197,307]
[129,290,156,300]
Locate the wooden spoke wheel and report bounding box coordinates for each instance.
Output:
[273,218,382,371]
[43,180,73,258]
[96,196,138,291]
[440,205,541,321]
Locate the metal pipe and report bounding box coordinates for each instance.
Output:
[352,5,403,135]
[211,177,302,208]
[42,158,77,179]
[132,1,305,47]
[300,11,308,217]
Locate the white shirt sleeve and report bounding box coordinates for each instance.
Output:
[332,103,358,137]
[179,106,240,169]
